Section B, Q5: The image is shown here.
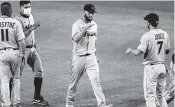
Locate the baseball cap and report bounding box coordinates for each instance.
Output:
[144,13,159,23]
[84,4,97,13]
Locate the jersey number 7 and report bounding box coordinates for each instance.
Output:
[157,41,163,54]
[1,29,9,42]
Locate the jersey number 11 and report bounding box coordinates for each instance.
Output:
[1,29,9,42]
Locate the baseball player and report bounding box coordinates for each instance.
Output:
[0,2,26,107]
[164,53,174,103]
[66,4,113,107]
[126,13,170,107]
[10,0,49,106]
[156,53,174,107]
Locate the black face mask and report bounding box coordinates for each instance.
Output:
[20,12,29,18]
[84,14,92,22]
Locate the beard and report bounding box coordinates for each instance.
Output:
[84,14,92,22]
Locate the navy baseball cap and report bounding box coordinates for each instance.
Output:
[84,4,97,13]
[144,13,159,23]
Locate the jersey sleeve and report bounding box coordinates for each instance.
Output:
[72,22,80,37]
[165,33,170,50]
[15,20,25,41]
[15,16,25,31]
[137,34,148,53]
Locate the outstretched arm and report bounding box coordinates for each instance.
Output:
[126,48,143,56]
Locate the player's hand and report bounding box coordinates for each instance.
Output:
[30,21,41,31]
[126,48,132,55]
[20,55,26,65]
[22,56,26,65]
[84,23,94,31]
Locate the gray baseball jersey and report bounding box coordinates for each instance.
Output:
[137,29,170,65]
[72,19,97,55]
[0,16,25,48]
[15,14,35,46]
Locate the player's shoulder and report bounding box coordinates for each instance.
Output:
[74,19,82,24]
[159,29,169,36]
[139,31,152,42]
[4,18,21,28]
[13,18,21,25]
[144,30,152,35]
[14,15,23,23]
[74,19,97,25]
[141,31,150,39]
[7,17,19,23]
[72,19,83,27]
[142,29,157,38]
[14,15,22,20]
[14,15,24,24]
[157,29,170,40]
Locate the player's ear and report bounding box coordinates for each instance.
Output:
[156,21,159,26]
[84,11,86,15]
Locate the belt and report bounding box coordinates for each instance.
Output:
[84,53,91,56]
[0,48,18,51]
[150,63,164,65]
[79,53,91,57]
[26,45,34,48]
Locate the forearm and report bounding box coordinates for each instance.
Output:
[130,48,142,56]
[24,29,32,38]
[72,29,87,42]
[19,39,26,56]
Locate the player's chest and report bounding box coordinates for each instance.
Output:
[80,24,96,39]
[22,18,34,30]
